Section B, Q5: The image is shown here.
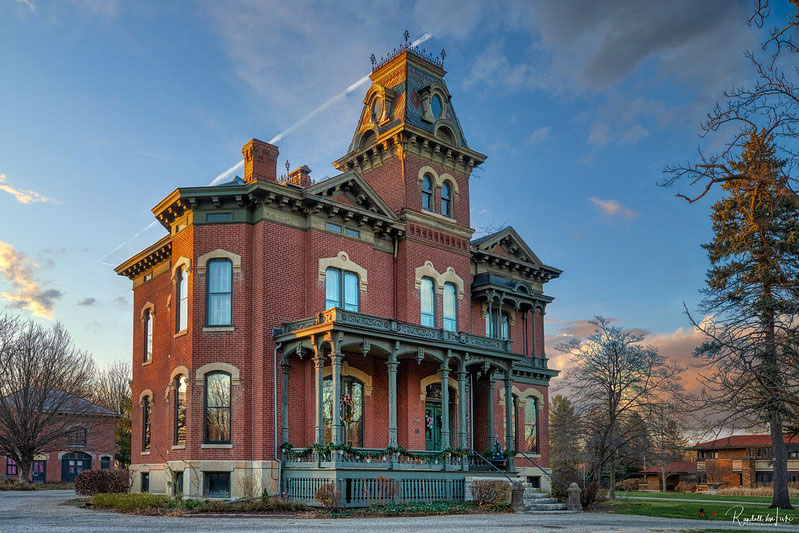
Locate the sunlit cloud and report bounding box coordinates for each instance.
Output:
[0,172,58,205]
[589,197,638,220]
[0,240,62,319]
[524,126,551,146]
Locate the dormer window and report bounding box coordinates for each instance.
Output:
[431,94,443,118]
[371,97,384,123]
[422,174,433,211]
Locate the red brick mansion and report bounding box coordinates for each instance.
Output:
[116,44,561,503]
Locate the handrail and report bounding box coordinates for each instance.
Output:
[468,449,516,484]
[515,449,569,489]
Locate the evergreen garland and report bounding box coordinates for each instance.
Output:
[280,442,468,463]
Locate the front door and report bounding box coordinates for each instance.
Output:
[61,453,91,483]
[425,402,442,450]
[32,460,46,484]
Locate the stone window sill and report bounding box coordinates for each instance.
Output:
[171,444,186,450]
[142,359,152,367]
[141,451,151,456]
[173,329,188,339]
[203,326,234,333]
[201,443,233,449]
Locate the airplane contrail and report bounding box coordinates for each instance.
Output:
[105,32,436,262]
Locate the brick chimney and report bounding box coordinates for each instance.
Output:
[242,138,279,183]
[288,165,312,188]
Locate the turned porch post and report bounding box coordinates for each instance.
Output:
[504,372,514,452]
[456,367,467,449]
[440,363,451,450]
[331,351,343,445]
[313,342,325,444]
[487,371,496,449]
[387,351,399,448]
[281,359,290,445]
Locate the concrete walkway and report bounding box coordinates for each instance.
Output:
[2,490,799,532]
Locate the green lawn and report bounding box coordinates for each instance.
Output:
[605,499,799,526]
[616,490,775,504]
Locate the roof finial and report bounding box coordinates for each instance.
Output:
[440,48,446,64]
[370,53,376,70]
[403,30,410,46]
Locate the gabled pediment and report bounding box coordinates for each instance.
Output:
[472,226,542,266]
[306,171,396,219]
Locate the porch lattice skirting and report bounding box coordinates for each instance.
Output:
[283,468,466,507]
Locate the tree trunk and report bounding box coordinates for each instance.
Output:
[608,452,617,500]
[19,460,32,486]
[662,466,667,492]
[770,409,793,509]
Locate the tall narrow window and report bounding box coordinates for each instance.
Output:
[525,397,538,453]
[420,277,436,327]
[441,181,452,218]
[443,282,457,331]
[422,174,433,211]
[143,310,153,362]
[142,397,151,450]
[174,375,187,445]
[486,309,510,340]
[176,267,188,332]
[205,372,231,444]
[324,268,359,311]
[207,259,232,326]
[323,376,364,447]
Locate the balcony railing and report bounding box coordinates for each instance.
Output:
[276,308,513,353]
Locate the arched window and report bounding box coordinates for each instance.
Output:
[174,375,187,445]
[325,267,359,311]
[441,181,452,218]
[323,376,364,447]
[420,277,436,327]
[421,174,433,211]
[486,309,510,340]
[143,310,153,362]
[204,372,231,444]
[142,397,151,450]
[206,259,232,326]
[525,396,539,453]
[443,282,457,332]
[176,267,188,332]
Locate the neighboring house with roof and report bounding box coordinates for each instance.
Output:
[640,461,698,491]
[114,42,562,503]
[690,435,799,487]
[1,392,117,484]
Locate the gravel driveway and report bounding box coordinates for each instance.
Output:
[2,490,799,533]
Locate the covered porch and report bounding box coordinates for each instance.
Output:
[273,308,557,506]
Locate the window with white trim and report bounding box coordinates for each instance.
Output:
[443,282,457,332]
[325,267,359,311]
[176,267,188,332]
[420,277,436,327]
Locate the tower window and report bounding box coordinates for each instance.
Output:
[441,181,453,218]
[206,259,232,326]
[422,174,433,211]
[176,267,188,332]
[143,309,153,362]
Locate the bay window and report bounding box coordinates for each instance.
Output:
[206,259,232,326]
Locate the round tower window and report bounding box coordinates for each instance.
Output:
[371,98,383,123]
[431,95,443,118]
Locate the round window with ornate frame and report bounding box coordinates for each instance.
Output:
[431,94,443,118]
[371,97,384,123]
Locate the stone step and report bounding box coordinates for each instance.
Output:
[523,491,550,499]
[524,502,568,511]
[524,497,557,504]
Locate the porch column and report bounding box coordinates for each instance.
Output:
[440,364,451,450]
[504,372,514,452]
[331,352,343,445]
[456,368,467,449]
[313,346,324,444]
[386,353,399,448]
[281,360,290,445]
[487,371,496,448]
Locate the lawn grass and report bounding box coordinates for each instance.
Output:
[605,499,799,525]
[616,490,774,503]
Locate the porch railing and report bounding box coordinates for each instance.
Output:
[283,447,467,471]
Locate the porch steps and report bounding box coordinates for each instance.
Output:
[521,486,569,512]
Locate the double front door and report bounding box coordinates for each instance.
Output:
[425,402,443,450]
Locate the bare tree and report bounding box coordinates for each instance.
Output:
[93,361,132,467]
[647,402,689,492]
[0,315,97,484]
[556,317,684,499]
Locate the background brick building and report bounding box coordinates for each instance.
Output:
[116,43,561,503]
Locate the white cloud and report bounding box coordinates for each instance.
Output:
[619,124,649,145]
[587,122,611,146]
[14,0,35,11]
[524,126,551,145]
[0,241,61,319]
[589,197,638,220]
[0,172,59,205]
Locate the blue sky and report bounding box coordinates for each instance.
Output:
[0,0,788,379]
